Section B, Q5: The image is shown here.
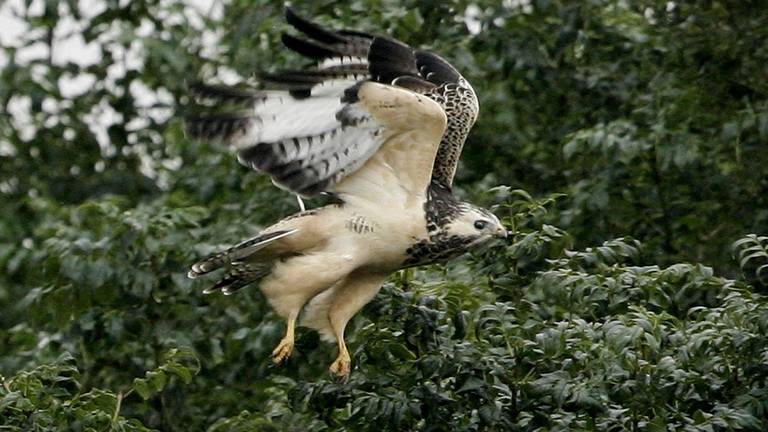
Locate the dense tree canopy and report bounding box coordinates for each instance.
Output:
[1,0,767,430]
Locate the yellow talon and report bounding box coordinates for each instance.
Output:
[271,337,294,363]
[329,352,351,379]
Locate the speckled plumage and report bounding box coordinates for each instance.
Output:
[424,181,464,233]
[424,79,479,188]
[403,234,475,267]
[184,8,506,379]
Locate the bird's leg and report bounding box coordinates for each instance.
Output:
[326,272,388,380]
[329,325,351,379]
[262,252,363,366]
[272,311,298,363]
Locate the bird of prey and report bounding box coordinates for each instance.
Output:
[185,8,507,378]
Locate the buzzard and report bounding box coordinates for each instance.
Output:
[185,8,507,378]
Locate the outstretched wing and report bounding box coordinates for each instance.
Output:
[185,8,477,199]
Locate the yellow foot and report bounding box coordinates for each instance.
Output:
[329,354,351,381]
[271,337,294,364]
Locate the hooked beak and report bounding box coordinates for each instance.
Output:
[495,226,508,239]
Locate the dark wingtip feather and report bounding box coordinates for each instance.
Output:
[187,81,260,105]
[184,112,253,142]
[259,71,325,88]
[281,33,339,59]
[237,143,276,170]
[414,51,461,85]
[284,7,347,45]
[340,81,365,103]
[259,68,368,91]
[274,164,321,193]
[337,29,377,39]
[368,37,419,83]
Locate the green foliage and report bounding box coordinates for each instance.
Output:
[1,353,155,431]
[2,0,767,430]
[733,235,768,288]
[132,348,200,400]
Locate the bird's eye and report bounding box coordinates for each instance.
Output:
[474,220,488,230]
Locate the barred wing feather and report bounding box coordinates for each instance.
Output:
[184,7,476,199]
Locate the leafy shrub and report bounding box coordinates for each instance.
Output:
[2,0,767,430]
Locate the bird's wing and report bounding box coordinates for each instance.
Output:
[330,81,446,202]
[363,36,480,190]
[185,8,476,199]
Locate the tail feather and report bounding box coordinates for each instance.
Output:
[227,229,298,262]
[203,263,270,295]
[188,229,298,278]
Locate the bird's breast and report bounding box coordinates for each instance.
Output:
[339,199,429,270]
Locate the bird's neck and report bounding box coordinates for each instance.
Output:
[424,180,462,236]
[399,182,474,268]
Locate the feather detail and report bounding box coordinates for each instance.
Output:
[246,93,344,145]
[281,34,340,60]
[367,37,462,87]
[414,51,462,85]
[186,8,480,197]
[318,56,368,69]
[284,7,348,45]
[188,229,299,277]
[184,111,253,143]
[260,68,367,88]
[365,36,479,189]
[237,119,385,196]
[186,77,358,149]
[282,7,373,65]
[203,263,270,295]
[392,76,438,93]
[368,37,419,83]
[187,82,261,105]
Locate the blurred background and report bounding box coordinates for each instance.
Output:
[1,0,767,430]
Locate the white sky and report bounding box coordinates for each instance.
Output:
[0,0,225,185]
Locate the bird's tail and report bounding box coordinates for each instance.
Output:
[201,263,270,296]
[188,229,299,295]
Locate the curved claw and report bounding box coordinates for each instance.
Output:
[271,337,294,364]
[329,353,351,382]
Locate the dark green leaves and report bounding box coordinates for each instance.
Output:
[0,353,155,431]
[734,235,768,287]
[1,0,768,430]
[133,348,200,400]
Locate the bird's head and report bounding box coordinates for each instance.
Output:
[440,204,507,248]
